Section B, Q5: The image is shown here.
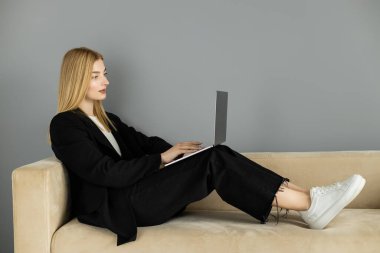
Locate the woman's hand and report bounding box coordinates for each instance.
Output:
[160,141,203,164]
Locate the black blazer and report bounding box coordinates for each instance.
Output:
[49,108,172,245]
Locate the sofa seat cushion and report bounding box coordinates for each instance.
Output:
[52,209,380,253]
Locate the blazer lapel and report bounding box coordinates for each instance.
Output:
[78,115,123,157]
[111,128,130,159]
[75,110,127,158]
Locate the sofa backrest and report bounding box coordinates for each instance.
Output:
[187,151,380,211]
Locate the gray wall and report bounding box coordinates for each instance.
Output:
[1,0,379,252]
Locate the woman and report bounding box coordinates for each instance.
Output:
[49,47,366,246]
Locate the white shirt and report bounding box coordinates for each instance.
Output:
[88,115,122,156]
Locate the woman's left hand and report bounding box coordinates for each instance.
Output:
[160,141,203,164]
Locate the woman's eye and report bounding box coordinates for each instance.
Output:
[104,72,108,76]
[92,76,98,79]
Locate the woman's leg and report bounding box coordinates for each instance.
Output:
[272,186,311,211]
[286,182,309,193]
[131,145,288,226]
[271,181,311,211]
[130,144,365,231]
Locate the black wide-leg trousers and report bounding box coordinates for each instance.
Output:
[130,145,287,227]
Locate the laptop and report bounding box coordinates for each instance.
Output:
[164,91,228,167]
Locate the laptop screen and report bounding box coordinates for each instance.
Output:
[214,91,228,145]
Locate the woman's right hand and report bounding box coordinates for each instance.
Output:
[160,141,203,164]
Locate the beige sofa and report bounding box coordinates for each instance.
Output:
[12,151,380,253]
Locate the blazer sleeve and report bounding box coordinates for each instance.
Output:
[50,113,162,188]
[108,112,173,154]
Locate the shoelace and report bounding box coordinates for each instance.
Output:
[313,182,345,196]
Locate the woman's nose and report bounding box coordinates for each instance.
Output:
[103,76,109,86]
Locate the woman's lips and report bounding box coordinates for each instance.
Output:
[99,89,106,94]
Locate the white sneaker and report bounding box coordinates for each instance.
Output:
[299,174,366,229]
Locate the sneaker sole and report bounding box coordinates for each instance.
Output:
[309,174,366,229]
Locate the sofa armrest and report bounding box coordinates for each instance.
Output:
[12,157,70,253]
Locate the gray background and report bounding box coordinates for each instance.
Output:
[1,0,379,252]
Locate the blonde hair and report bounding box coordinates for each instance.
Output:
[57,47,116,132]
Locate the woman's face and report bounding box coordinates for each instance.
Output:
[86,59,109,101]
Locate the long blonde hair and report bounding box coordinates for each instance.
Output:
[57,47,116,132]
